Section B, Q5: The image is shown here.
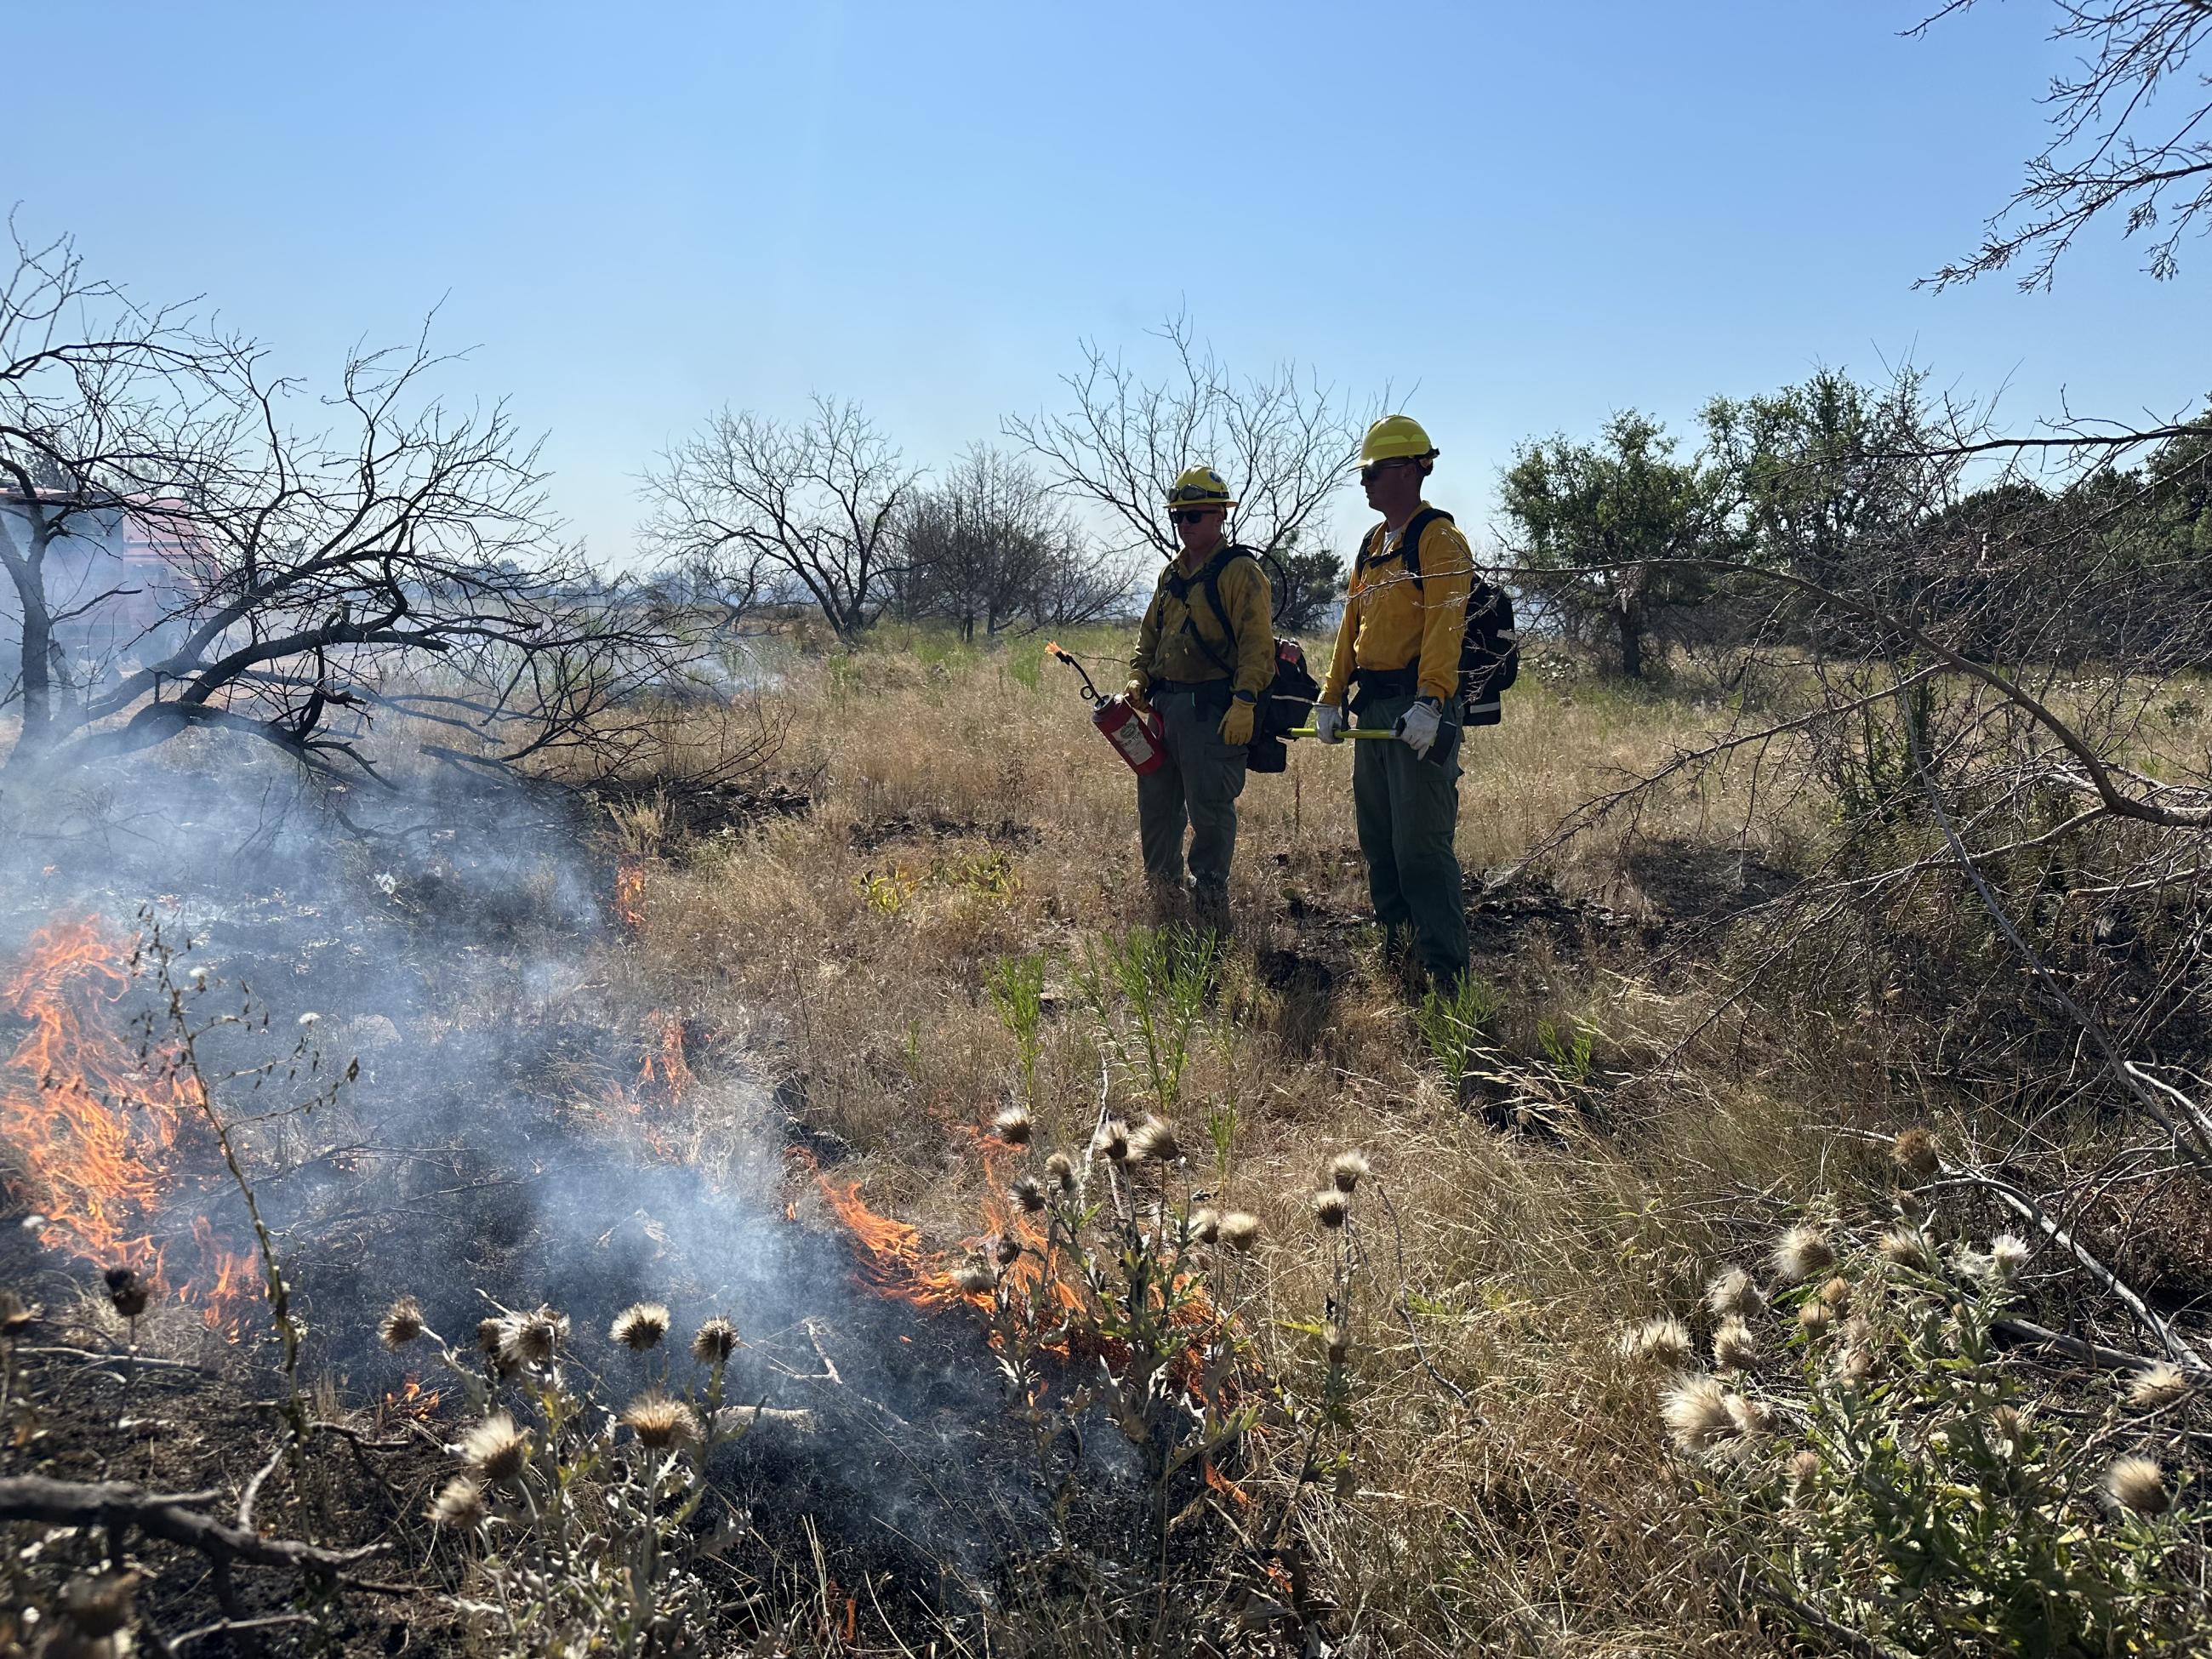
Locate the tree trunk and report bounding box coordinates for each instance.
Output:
[1616,600,1643,680]
[3,517,56,763]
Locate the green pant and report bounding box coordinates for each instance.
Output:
[1352,693,1468,983]
[1137,685,1247,904]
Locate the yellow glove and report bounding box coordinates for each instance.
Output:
[1123,676,1152,714]
[1219,693,1256,747]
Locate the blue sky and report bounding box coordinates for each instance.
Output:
[14,2,2207,566]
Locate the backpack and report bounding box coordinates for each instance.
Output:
[1164,544,1322,772]
[1351,508,1519,727]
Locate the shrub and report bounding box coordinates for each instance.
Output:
[1647,1219,2209,1656]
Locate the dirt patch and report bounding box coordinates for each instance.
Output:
[849,812,1040,853]
[596,776,812,840]
[1464,873,1643,965]
[1624,838,1798,926]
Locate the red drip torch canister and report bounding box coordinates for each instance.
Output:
[1046,641,1169,777]
[1094,694,1167,776]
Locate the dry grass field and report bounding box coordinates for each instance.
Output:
[7,623,2207,1656]
[606,626,2038,1655]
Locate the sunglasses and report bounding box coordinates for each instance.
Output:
[1170,509,1219,526]
[1359,458,1419,485]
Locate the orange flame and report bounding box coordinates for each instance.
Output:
[637,1010,693,1107]
[613,861,647,930]
[1204,1456,1251,1508]
[383,1375,441,1421]
[808,1126,1234,1389]
[590,1010,691,1161]
[1,916,259,1337]
[814,1173,980,1312]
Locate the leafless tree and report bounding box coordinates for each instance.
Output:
[0,225,694,786]
[1003,313,1370,593]
[641,396,921,641]
[1918,0,2212,288]
[891,445,1132,637]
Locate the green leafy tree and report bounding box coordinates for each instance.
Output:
[1702,369,1935,592]
[2142,396,2212,556]
[1263,529,1344,636]
[1499,411,1736,679]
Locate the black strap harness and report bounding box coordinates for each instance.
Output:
[1346,508,1519,726]
[1154,543,1260,685]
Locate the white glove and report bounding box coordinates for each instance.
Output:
[1313,703,1345,744]
[1395,698,1442,759]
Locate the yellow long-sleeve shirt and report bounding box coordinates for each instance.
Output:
[1320,504,1474,706]
[1131,541,1276,698]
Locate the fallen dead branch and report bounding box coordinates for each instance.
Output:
[0,1472,385,1573]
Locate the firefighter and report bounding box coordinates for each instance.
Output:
[1125,466,1274,927]
[1313,415,1473,989]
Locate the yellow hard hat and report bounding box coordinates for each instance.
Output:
[1164,465,1237,511]
[1359,414,1438,467]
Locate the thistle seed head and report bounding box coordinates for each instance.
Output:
[1725,1394,1774,1438]
[1009,1174,1046,1214]
[1891,1127,1940,1182]
[1787,1448,1822,1497]
[1129,1115,1181,1164]
[992,1105,1033,1146]
[1617,1315,1694,1370]
[0,1289,36,1336]
[1323,1323,1351,1365]
[103,1265,151,1320]
[429,1475,487,1528]
[1987,1233,2030,1280]
[1217,1211,1263,1251]
[2125,1362,2192,1411]
[1713,1315,1760,1373]
[622,1389,700,1451]
[1819,1276,1852,1309]
[691,1316,738,1365]
[1189,1207,1221,1246]
[476,1316,505,1356]
[500,1308,569,1367]
[2105,1454,2170,1517]
[1704,1267,1764,1320]
[1878,1226,1934,1273]
[379,1296,425,1349]
[1951,1244,1994,1282]
[1834,1340,1878,1388]
[1661,1374,1739,1452]
[1045,1151,1077,1192]
[1310,1190,1348,1230]
[1328,1150,1371,1194]
[1772,1225,1834,1284]
[1096,1119,1131,1165]
[952,1262,1000,1295]
[460,1412,533,1485]
[994,1233,1023,1267]
[1798,1301,1835,1338]
[610,1302,672,1353]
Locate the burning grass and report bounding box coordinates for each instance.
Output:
[1,915,259,1342]
[6,629,2212,1653]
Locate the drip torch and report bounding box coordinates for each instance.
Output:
[1046,641,1167,776]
